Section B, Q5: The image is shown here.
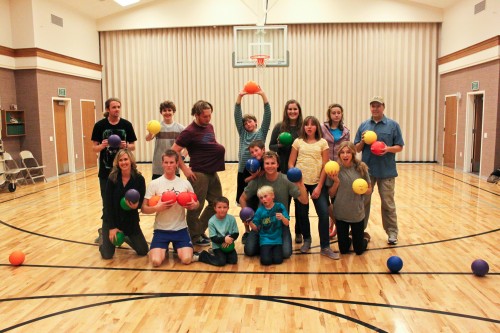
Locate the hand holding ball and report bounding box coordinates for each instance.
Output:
[246,158,260,173]
[125,189,140,203]
[352,178,368,194]
[147,120,161,135]
[177,192,195,206]
[278,132,293,146]
[113,232,125,247]
[244,80,260,94]
[324,161,340,176]
[161,191,177,203]
[239,207,255,222]
[107,134,121,148]
[220,242,235,253]
[149,195,161,206]
[363,130,377,145]
[120,197,131,211]
[287,167,302,182]
[370,141,387,156]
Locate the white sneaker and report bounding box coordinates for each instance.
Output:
[388,233,398,245]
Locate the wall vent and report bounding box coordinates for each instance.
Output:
[51,14,63,27]
[474,0,486,14]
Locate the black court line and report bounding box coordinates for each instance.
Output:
[1,292,498,332]
[1,263,497,275]
[1,219,499,255]
[433,169,500,197]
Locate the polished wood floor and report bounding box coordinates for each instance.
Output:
[0,163,498,332]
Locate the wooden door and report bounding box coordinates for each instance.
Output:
[443,96,457,168]
[82,101,97,169]
[471,94,483,173]
[54,101,69,175]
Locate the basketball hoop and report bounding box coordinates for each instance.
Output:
[250,54,270,68]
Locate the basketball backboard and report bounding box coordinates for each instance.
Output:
[233,25,289,68]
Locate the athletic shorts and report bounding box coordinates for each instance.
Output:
[150,228,193,251]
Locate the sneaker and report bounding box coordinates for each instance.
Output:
[300,239,311,253]
[242,232,249,245]
[364,232,371,243]
[321,247,340,260]
[388,232,398,245]
[192,252,200,262]
[201,233,210,241]
[95,228,102,244]
[194,237,211,246]
[295,234,303,244]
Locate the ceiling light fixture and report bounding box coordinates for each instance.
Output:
[114,0,140,7]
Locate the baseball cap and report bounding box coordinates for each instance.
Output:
[370,96,384,105]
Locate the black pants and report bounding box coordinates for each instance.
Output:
[199,248,238,266]
[236,170,251,204]
[336,219,367,255]
[99,226,149,259]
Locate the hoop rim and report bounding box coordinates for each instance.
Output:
[249,54,271,60]
[250,54,270,67]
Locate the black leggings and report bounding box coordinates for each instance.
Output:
[336,219,367,255]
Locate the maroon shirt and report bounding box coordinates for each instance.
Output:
[176,122,225,173]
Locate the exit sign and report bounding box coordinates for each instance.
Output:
[471,81,479,91]
[58,88,66,97]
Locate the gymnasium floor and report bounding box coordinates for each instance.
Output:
[0,163,498,332]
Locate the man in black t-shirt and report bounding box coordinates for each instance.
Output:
[91,97,137,243]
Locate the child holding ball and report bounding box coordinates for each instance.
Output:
[193,197,239,266]
[248,186,290,266]
[327,141,372,255]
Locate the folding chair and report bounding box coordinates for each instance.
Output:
[3,152,28,186]
[20,150,47,183]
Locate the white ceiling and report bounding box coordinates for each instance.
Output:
[50,0,462,20]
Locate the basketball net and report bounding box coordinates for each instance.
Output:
[250,54,270,69]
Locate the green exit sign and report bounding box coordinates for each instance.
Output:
[471,81,479,91]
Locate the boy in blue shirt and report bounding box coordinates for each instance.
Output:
[193,197,239,266]
[249,185,290,266]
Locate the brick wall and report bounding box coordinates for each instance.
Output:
[438,60,500,178]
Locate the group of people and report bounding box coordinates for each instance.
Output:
[91,91,404,267]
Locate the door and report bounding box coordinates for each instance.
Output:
[443,96,457,168]
[82,101,97,169]
[471,94,483,174]
[54,101,69,175]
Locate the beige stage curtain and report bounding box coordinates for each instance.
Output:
[100,23,438,162]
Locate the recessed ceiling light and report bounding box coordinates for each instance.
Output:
[114,0,140,6]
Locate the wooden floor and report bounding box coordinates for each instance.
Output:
[0,163,498,332]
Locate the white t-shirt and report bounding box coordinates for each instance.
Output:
[145,175,194,231]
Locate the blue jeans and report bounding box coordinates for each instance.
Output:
[296,184,330,248]
[244,225,292,259]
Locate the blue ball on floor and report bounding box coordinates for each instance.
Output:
[387,256,403,273]
[471,259,489,277]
